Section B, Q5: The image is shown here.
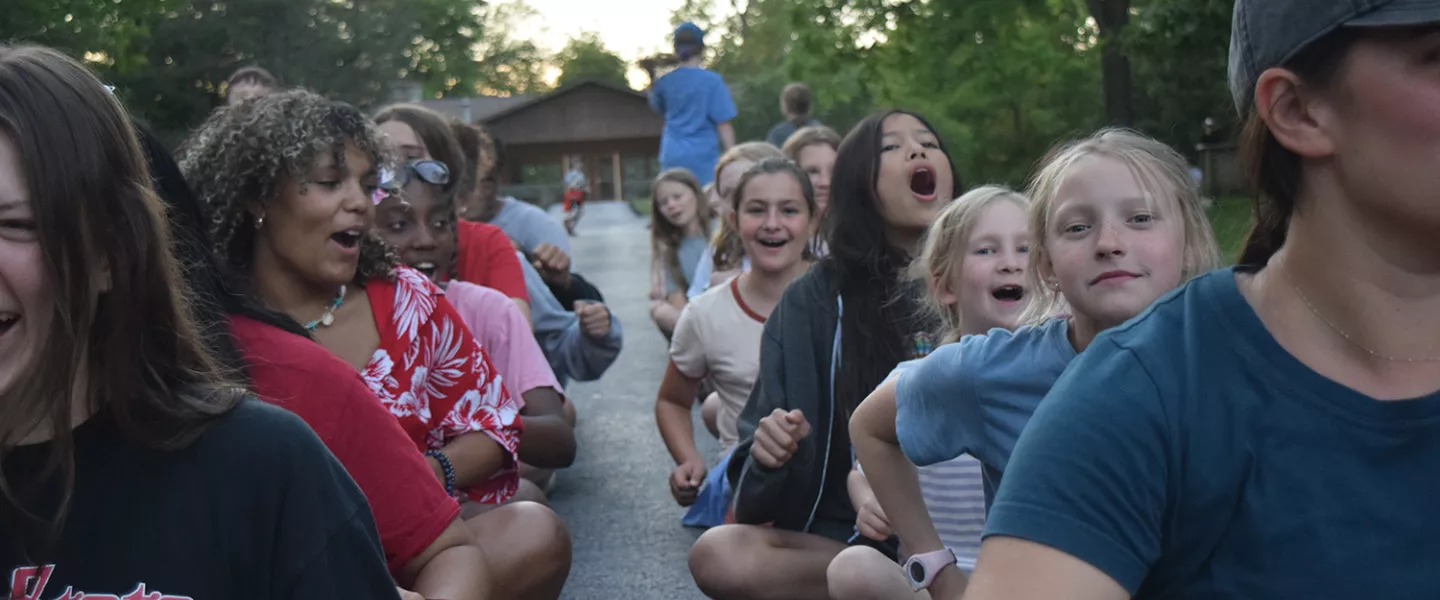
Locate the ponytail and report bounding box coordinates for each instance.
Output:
[711,218,746,272]
[1234,29,1357,267]
[1236,113,1293,267]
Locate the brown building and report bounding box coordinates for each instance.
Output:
[421,80,662,206]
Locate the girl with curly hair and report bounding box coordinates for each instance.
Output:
[0,44,396,597]
[180,90,571,598]
[139,113,498,599]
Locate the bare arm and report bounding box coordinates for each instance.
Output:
[717,121,736,151]
[851,378,967,597]
[431,433,506,489]
[517,387,576,469]
[963,537,1128,600]
[846,466,874,507]
[398,517,492,600]
[655,361,705,468]
[650,293,687,334]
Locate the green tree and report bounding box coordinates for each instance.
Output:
[872,0,1103,184]
[1085,0,1135,126]
[1128,0,1236,157]
[3,0,521,140]
[473,0,551,95]
[555,31,630,89]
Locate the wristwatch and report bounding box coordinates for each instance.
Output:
[904,548,957,591]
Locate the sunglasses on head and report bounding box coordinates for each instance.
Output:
[379,159,451,193]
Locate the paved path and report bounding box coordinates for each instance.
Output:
[544,201,716,600]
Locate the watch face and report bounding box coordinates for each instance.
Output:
[908,560,926,583]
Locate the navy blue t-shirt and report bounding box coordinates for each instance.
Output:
[985,267,1440,598]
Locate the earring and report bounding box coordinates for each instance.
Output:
[255,214,266,229]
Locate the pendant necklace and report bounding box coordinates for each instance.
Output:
[304,285,347,332]
[1284,270,1440,363]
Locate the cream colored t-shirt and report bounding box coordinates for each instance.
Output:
[669,276,766,454]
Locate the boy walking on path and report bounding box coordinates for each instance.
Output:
[646,22,737,187]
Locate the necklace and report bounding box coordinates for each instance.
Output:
[304,285,346,332]
[1283,269,1440,363]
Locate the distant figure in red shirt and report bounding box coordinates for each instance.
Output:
[562,156,587,236]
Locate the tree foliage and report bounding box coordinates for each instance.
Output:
[555,31,629,89]
[671,0,1234,186]
[7,0,1236,182]
[1,0,550,141]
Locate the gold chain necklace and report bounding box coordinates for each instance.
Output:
[1283,269,1440,363]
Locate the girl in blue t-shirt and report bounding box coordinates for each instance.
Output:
[646,21,737,187]
[649,168,713,339]
[963,3,1440,599]
[849,128,1222,597]
[828,185,1032,600]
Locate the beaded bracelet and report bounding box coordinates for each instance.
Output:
[425,449,456,497]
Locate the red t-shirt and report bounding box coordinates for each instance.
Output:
[229,315,460,575]
[453,219,528,301]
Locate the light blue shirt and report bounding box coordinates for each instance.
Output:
[686,242,751,299]
[665,235,708,296]
[520,253,621,386]
[894,318,1075,508]
[492,197,571,256]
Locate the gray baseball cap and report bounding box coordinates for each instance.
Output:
[1229,0,1440,114]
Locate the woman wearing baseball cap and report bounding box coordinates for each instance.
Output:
[953,2,1440,599]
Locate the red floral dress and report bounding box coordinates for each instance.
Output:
[362,266,523,504]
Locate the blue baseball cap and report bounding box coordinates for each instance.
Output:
[674,21,705,46]
[1229,0,1440,114]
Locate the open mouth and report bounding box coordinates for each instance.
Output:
[0,313,16,336]
[991,285,1024,302]
[909,167,937,199]
[412,261,438,278]
[331,230,363,249]
[756,238,788,249]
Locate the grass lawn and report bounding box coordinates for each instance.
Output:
[629,196,652,217]
[1208,196,1254,264]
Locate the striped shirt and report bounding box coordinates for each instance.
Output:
[916,454,986,571]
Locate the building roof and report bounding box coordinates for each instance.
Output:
[477,80,663,146]
[416,94,534,123]
[480,80,647,124]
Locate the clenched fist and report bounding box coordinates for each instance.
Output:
[532,242,572,287]
[669,460,707,506]
[752,409,811,469]
[854,494,893,541]
[575,300,611,340]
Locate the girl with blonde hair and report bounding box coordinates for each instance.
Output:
[850,127,1221,598]
[829,185,1030,599]
[966,2,1440,597]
